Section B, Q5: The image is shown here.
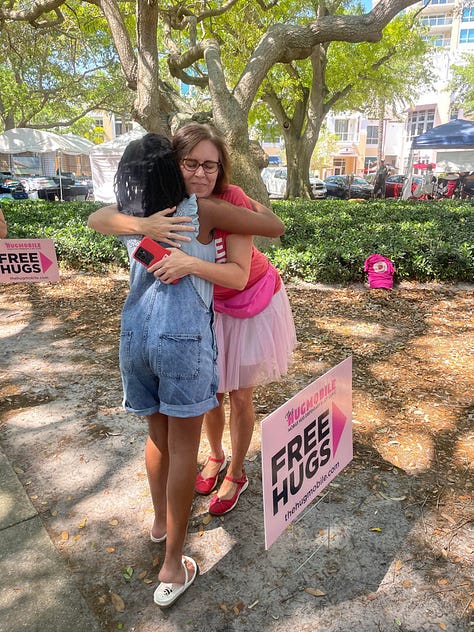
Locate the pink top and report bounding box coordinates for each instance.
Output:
[213,184,280,300]
[364,254,395,289]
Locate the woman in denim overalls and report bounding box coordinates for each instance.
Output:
[88,131,284,607]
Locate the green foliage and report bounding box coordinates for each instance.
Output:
[449,53,474,117]
[2,198,472,283]
[0,6,130,131]
[1,200,129,271]
[268,199,474,283]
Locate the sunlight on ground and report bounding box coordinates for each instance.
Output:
[373,430,435,474]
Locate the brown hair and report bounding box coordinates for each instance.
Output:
[172,123,230,194]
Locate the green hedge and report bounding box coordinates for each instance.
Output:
[1,197,473,283]
[268,198,474,283]
[1,199,129,271]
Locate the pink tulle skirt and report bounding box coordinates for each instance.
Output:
[214,283,297,393]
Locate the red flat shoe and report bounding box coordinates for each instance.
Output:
[209,472,248,516]
[195,454,227,495]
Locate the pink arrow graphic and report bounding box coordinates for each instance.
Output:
[39,252,53,272]
[332,402,347,456]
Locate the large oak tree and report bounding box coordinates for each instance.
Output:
[0,0,425,198]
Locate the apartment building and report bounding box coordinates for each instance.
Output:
[324,0,474,176]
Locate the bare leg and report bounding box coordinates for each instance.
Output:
[199,393,226,479]
[216,386,255,499]
[158,413,203,584]
[146,412,169,541]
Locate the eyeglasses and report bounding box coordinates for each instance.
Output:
[181,158,221,174]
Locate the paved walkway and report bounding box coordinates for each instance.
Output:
[0,447,101,632]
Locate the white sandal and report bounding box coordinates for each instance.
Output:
[150,531,167,543]
[153,556,198,608]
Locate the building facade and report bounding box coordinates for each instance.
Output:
[321,0,474,177]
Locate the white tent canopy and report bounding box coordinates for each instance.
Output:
[435,150,474,172]
[0,128,94,155]
[90,127,146,202]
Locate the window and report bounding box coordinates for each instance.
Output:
[406,109,435,141]
[462,7,474,22]
[335,120,349,141]
[333,158,346,175]
[366,125,378,145]
[421,15,452,26]
[460,28,474,44]
[114,116,133,137]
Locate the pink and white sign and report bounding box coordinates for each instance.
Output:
[261,356,352,549]
[0,239,60,283]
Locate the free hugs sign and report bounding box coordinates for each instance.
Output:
[0,239,59,283]
[261,357,353,549]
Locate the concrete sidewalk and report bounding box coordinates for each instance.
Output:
[0,448,101,632]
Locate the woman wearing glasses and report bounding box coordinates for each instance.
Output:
[154,124,296,517]
[88,129,283,608]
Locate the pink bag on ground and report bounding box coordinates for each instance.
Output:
[364,254,395,289]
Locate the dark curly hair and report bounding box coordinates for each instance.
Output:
[114,133,186,217]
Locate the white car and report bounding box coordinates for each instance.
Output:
[261,167,327,198]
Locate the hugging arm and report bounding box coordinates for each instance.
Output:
[0,208,7,238]
[150,234,252,288]
[197,197,284,239]
[87,204,194,246]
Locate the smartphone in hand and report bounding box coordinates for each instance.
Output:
[132,237,178,283]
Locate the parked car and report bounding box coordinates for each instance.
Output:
[385,174,422,198]
[261,167,327,198]
[0,174,29,199]
[324,175,373,199]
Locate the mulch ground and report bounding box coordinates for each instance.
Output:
[0,274,472,631]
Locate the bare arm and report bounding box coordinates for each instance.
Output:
[0,208,7,238]
[87,204,194,246]
[197,197,284,240]
[150,234,252,288]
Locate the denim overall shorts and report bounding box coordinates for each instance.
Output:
[119,195,218,418]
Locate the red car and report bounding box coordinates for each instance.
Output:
[385,175,422,198]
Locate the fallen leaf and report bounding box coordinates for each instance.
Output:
[138,571,147,580]
[106,547,115,553]
[305,587,327,597]
[123,566,133,581]
[202,514,212,525]
[439,623,447,630]
[402,580,412,588]
[152,555,160,567]
[109,519,118,526]
[61,531,69,540]
[111,593,125,612]
[370,527,382,532]
[78,518,87,529]
[394,560,403,571]
[437,578,449,586]
[73,535,81,541]
[379,491,407,501]
[144,578,153,584]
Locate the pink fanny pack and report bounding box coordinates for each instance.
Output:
[214,264,278,319]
